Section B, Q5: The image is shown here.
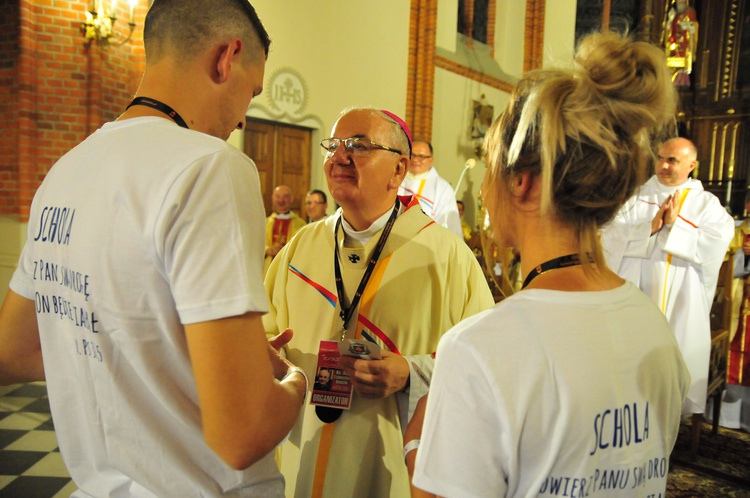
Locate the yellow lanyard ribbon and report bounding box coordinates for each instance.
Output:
[311,254,393,498]
[661,189,690,312]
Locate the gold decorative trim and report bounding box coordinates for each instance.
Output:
[728,121,740,180]
[708,121,743,185]
[699,49,709,88]
[709,122,718,182]
[718,123,730,183]
[720,0,739,99]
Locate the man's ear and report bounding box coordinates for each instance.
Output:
[688,159,697,175]
[216,38,243,83]
[388,156,409,190]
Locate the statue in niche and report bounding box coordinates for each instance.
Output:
[471,96,493,157]
[664,0,698,87]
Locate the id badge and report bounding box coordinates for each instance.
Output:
[311,341,353,411]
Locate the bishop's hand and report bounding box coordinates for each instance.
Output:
[339,351,410,399]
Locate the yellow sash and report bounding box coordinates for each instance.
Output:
[311,254,394,498]
[661,189,691,312]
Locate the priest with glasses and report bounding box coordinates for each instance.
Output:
[263,107,493,497]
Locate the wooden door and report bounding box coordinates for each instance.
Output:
[244,119,312,216]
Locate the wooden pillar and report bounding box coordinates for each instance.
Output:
[602,0,611,32]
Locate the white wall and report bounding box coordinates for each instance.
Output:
[3,2,579,303]
[495,0,527,77]
[246,0,411,212]
[542,0,578,69]
[431,68,510,228]
[429,0,577,229]
[233,1,576,227]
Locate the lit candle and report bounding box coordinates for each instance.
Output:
[111,0,117,15]
[129,0,136,20]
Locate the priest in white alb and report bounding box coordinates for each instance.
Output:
[601,137,734,415]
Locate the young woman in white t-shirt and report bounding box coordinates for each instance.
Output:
[405,31,691,498]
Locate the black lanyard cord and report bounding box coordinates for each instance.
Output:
[334,199,400,340]
[126,97,189,129]
[521,253,588,289]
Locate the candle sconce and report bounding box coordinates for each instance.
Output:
[81,0,138,46]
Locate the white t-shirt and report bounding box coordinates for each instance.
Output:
[413,282,689,498]
[10,117,281,497]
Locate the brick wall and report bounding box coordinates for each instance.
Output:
[3,0,145,222]
[524,0,546,72]
[407,0,438,141]
[0,2,20,218]
[406,0,521,140]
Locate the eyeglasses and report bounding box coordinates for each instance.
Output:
[320,137,402,157]
[412,154,433,160]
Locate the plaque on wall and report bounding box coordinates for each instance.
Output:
[267,67,308,117]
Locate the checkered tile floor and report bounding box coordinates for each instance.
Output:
[0,382,77,497]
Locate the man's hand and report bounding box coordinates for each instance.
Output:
[266,243,284,258]
[651,195,672,235]
[338,351,410,399]
[267,329,295,380]
[663,190,680,225]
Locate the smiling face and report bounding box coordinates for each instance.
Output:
[305,192,327,221]
[409,141,434,174]
[317,369,330,386]
[324,109,407,227]
[272,185,293,213]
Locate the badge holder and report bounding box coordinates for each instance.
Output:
[312,340,383,423]
[312,341,353,423]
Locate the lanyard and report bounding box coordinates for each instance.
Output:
[126,97,189,129]
[521,253,584,289]
[315,200,400,425]
[333,199,400,341]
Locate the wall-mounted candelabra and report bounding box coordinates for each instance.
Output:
[81,0,138,46]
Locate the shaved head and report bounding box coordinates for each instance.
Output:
[144,0,270,65]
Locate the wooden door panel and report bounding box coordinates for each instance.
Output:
[277,127,311,214]
[245,119,311,216]
[244,121,276,214]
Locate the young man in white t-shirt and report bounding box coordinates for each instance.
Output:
[0,1,306,496]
